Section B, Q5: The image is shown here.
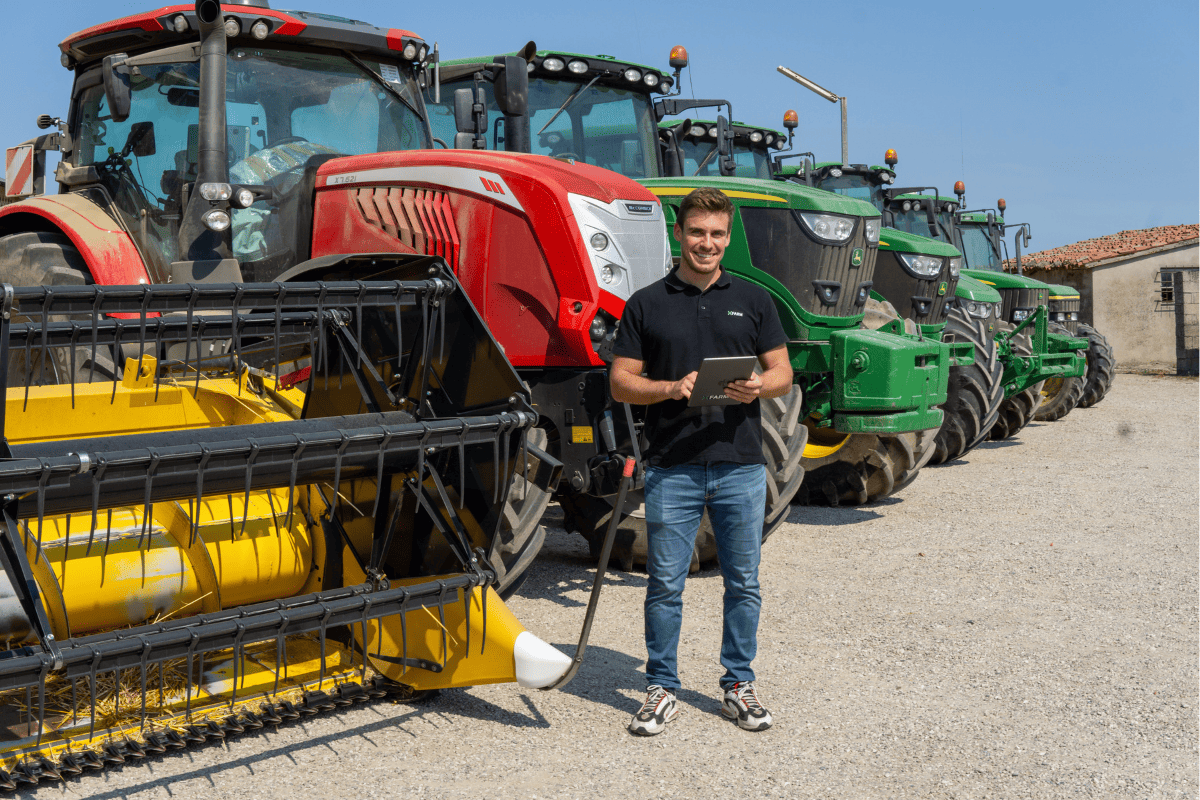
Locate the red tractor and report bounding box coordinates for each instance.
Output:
[0,1,670,593]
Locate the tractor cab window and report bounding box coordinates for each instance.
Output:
[817,174,879,209]
[957,224,1002,271]
[677,139,770,179]
[72,47,429,279]
[889,205,955,245]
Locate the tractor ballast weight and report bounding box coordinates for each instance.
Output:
[1,3,669,593]
[0,261,574,786]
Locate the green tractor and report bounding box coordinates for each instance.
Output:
[431,47,965,564]
[797,155,1088,440]
[956,198,1115,410]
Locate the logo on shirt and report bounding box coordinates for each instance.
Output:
[727,310,744,317]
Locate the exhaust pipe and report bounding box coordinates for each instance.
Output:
[177,0,232,262]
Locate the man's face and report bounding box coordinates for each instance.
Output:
[674,210,732,277]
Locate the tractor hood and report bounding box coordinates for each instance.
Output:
[878,227,960,258]
[955,275,1002,303]
[961,269,1053,291]
[640,175,880,217]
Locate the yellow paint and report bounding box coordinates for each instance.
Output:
[1048,295,1077,300]
[646,186,786,204]
[977,279,997,286]
[344,558,526,690]
[571,425,594,444]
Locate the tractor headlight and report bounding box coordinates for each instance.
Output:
[590,232,609,251]
[590,314,608,341]
[567,59,588,74]
[707,125,719,137]
[688,125,707,137]
[599,264,616,284]
[250,19,270,39]
[965,301,992,320]
[232,187,256,208]
[223,17,241,38]
[897,253,942,278]
[749,131,763,143]
[799,212,855,244]
[623,68,642,82]
[828,167,842,177]
[948,256,962,277]
[202,209,231,232]
[199,182,232,201]
[542,57,565,72]
[1012,308,1032,322]
[1070,311,1078,320]
[772,139,787,150]
[643,72,660,87]
[172,14,189,33]
[863,218,880,244]
[403,42,418,60]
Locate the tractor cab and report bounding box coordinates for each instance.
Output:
[431,51,671,177]
[21,4,434,282]
[955,210,1006,272]
[657,119,786,179]
[800,161,896,210]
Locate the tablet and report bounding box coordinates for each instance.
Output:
[687,355,759,407]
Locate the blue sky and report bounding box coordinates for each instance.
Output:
[3,0,1196,252]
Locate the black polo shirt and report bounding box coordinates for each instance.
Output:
[612,267,789,469]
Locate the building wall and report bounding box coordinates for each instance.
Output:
[1090,243,1199,371]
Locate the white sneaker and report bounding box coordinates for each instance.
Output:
[721,681,772,731]
[628,685,679,736]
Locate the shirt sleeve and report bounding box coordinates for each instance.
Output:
[754,288,789,355]
[611,293,646,361]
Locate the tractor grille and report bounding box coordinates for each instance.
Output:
[998,286,1049,324]
[1048,295,1081,334]
[354,187,460,268]
[603,209,671,297]
[740,207,877,319]
[872,250,957,324]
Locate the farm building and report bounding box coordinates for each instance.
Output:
[1006,225,1199,374]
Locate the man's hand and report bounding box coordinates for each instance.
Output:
[670,371,697,401]
[724,373,763,404]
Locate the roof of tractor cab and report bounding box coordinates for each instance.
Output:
[958,211,1003,225]
[658,119,786,149]
[440,50,671,94]
[814,161,894,175]
[59,4,426,68]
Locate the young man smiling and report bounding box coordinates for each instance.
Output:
[610,187,793,735]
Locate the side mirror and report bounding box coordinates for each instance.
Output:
[125,121,156,158]
[716,115,736,177]
[493,55,530,153]
[453,86,487,149]
[102,54,132,123]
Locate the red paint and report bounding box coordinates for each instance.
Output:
[60,4,307,54]
[0,195,152,286]
[385,29,424,51]
[311,150,658,368]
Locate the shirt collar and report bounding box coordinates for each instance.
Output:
[664,266,731,293]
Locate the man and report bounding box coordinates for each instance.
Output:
[610,187,793,735]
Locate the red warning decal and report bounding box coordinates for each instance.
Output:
[5,145,34,198]
[478,176,506,195]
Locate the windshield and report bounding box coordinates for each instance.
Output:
[428,76,659,178]
[957,224,1002,271]
[816,173,881,211]
[675,139,770,179]
[890,206,955,244]
[73,46,429,277]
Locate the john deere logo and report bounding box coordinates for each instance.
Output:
[938,282,948,296]
[851,248,864,266]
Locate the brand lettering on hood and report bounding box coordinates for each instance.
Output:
[624,203,655,214]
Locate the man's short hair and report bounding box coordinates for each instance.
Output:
[675,187,734,230]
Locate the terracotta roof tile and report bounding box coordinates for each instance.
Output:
[1003,224,1199,272]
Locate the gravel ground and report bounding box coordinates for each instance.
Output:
[29,374,1198,799]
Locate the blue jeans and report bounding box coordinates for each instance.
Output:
[643,462,766,691]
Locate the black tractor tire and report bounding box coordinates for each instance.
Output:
[796,297,937,505]
[0,231,118,386]
[930,308,1004,464]
[990,321,1043,441]
[1076,323,1116,408]
[560,385,807,572]
[490,427,554,598]
[1033,322,1086,422]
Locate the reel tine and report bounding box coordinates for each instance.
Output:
[35,655,50,749]
[139,449,161,549]
[110,321,123,404]
[232,287,244,394]
[185,630,198,721]
[103,508,114,562]
[522,426,529,489]
[285,438,305,531]
[88,648,101,740]
[230,623,246,708]
[480,578,487,656]
[371,431,393,521]
[329,433,350,521]
[318,603,333,685]
[239,442,261,538]
[138,637,150,731]
[501,422,511,505]
[437,582,448,670]
[22,326,32,411]
[69,323,79,407]
[89,288,101,384]
[227,494,235,539]
[356,281,366,372]
[399,589,408,677]
[39,288,51,387]
[152,303,164,402]
[136,288,150,382]
[463,584,471,656]
[273,616,290,697]
[317,285,329,387]
[70,674,78,727]
[458,420,467,510]
[34,460,50,564]
[185,286,196,388]
[393,289,403,380]
[274,285,284,382]
[359,597,372,680]
[194,318,206,397]
[191,445,211,549]
[492,431,500,504]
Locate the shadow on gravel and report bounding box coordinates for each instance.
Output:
[975,438,1024,449]
[782,503,885,526]
[549,643,717,718]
